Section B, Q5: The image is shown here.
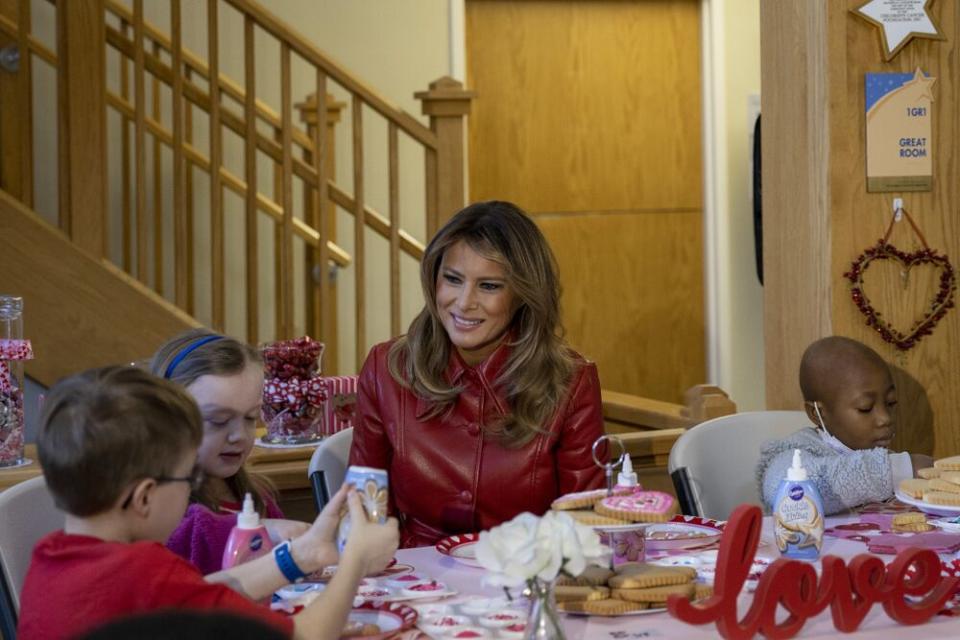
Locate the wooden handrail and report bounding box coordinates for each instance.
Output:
[11,0,469,365]
[222,0,437,147]
[102,91,352,267]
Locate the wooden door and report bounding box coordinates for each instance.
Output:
[466,0,704,402]
[0,0,31,205]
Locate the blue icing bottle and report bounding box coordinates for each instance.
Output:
[772,449,824,560]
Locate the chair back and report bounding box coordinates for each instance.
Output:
[307,427,354,512]
[0,475,65,635]
[668,410,811,520]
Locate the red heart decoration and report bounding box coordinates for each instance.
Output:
[844,241,956,351]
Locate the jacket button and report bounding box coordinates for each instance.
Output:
[467,423,480,436]
[460,490,473,502]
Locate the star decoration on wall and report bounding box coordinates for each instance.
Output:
[902,67,936,102]
[853,0,944,61]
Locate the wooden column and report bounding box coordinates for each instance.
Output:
[761,0,957,456]
[56,0,107,259]
[415,76,474,236]
[297,92,344,374]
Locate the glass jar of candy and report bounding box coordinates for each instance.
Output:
[261,336,326,444]
[0,296,26,467]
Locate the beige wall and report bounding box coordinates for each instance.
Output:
[713,0,765,410]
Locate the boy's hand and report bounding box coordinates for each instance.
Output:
[290,484,352,573]
[264,518,310,544]
[342,491,399,576]
[911,453,935,476]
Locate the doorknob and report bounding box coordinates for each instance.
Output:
[0,45,19,73]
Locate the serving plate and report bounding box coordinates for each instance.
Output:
[595,515,725,550]
[342,602,417,639]
[435,532,484,568]
[895,490,960,517]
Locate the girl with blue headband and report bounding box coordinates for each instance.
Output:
[151,328,309,573]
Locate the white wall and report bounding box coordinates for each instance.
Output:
[703,0,765,410]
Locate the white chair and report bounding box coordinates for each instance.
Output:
[307,427,354,512]
[668,410,811,520]
[0,475,65,636]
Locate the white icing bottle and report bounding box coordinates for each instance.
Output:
[772,449,824,560]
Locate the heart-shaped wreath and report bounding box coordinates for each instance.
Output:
[843,208,956,351]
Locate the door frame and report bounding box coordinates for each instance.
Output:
[448,0,730,393]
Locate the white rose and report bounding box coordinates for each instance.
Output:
[475,512,549,587]
[533,513,564,582]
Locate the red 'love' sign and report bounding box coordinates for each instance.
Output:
[667,504,960,639]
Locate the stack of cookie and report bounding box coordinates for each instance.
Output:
[889,512,933,533]
[554,563,710,615]
[900,455,960,509]
[551,488,679,525]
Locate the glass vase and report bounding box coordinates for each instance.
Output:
[524,578,566,640]
[0,295,25,467]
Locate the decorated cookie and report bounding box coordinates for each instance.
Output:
[550,488,630,511]
[594,491,678,523]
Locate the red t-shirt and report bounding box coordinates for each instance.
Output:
[17,531,294,640]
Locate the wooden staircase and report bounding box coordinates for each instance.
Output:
[0,1,736,468]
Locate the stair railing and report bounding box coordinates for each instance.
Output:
[0,0,473,373]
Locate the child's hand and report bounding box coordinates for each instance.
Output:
[265,518,310,544]
[341,491,399,576]
[290,484,352,573]
[911,453,935,476]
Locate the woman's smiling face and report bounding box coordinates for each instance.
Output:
[435,240,518,366]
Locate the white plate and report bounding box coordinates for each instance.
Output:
[644,523,722,551]
[929,517,960,532]
[435,533,484,569]
[560,605,671,617]
[895,489,960,516]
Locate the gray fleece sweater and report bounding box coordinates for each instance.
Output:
[755,428,912,516]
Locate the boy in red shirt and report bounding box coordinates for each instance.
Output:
[18,366,398,640]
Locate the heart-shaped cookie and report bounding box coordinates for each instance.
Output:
[844,241,956,351]
[595,491,678,522]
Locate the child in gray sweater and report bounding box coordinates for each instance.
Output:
[756,336,933,515]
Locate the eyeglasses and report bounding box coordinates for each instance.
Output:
[155,467,206,492]
[121,467,205,509]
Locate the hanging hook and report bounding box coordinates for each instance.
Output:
[893,198,903,222]
[591,435,626,496]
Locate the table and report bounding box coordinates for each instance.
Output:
[0,440,316,492]
[394,515,960,638]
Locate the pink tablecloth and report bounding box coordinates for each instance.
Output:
[395,515,960,639]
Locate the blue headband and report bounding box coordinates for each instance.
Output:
[164,335,225,379]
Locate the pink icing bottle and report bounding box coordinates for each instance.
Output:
[221,493,271,569]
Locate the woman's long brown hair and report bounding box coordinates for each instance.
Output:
[388,201,575,448]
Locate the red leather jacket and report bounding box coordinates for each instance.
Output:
[349,340,605,548]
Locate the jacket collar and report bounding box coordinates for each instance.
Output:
[415,335,514,419]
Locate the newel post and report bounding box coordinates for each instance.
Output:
[415,76,475,237]
[56,0,107,258]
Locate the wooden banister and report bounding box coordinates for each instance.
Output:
[603,385,737,468]
[7,0,470,379]
[222,0,437,147]
[415,77,475,233]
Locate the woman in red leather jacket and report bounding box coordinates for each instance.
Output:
[349,200,605,548]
